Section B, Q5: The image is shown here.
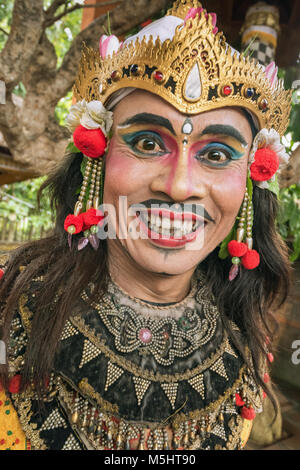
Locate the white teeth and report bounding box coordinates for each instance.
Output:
[173,219,182,229]
[161,218,171,229]
[184,221,193,233]
[174,228,183,237]
[141,211,203,236]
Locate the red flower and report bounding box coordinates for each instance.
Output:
[0,268,4,280]
[82,208,105,229]
[227,240,248,258]
[8,374,21,394]
[241,249,260,269]
[64,214,84,234]
[73,125,107,159]
[241,406,256,420]
[250,148,279,182]
[235,393,245,407]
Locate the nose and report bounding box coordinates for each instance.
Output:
[149,143,209,202]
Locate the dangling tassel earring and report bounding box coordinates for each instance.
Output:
[64,156,105,251]
[227,189,260,281]
[63,99,113,250]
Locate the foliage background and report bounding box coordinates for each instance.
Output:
[0,1,84,239]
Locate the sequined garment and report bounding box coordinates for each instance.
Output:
[5,264,263,450]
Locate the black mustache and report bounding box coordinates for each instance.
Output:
[130,199,215,223]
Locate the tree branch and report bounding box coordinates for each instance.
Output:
[0,0,45,87]
[45,1,123,27]
[0,27,9,36]
[49,0,171,102]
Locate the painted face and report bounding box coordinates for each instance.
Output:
[103,90,253,277]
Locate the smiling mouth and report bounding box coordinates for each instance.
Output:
[136,209,207,239]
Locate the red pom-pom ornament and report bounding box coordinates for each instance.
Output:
[250,148,279,182]
[73,125,107,159]
[64,214,84,234]
[241,406,256,420]
[8,374,21,394]
[83,208,105,229]
[0,268,4,280]
[235,393,245,407]
[228,240,248,258]
[241,249,260,269]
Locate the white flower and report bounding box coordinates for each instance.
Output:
[249,128,289,166]
[66,99,113,136]
[248,128,290,190]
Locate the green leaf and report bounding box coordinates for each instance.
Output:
[267,176,280,198]
[66,141,81,154]
[246,171,253,199]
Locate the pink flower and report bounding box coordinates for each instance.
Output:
[265,61,278,88]
[99,34,121,59]
[184,7,204,22]
[184,7,218,34]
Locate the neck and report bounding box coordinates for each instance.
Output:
[107,241,195,304]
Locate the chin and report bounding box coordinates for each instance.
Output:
[128,242,208,276]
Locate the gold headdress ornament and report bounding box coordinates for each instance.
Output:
[73,0,292,136]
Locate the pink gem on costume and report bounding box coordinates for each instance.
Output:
[138,328,152,344]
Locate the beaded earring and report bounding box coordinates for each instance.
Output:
[64,156,105,251]
[219,124,291,281]
[227,188,260,281]
[63,100,113,251]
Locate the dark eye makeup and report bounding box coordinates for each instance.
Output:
[121,131,168,157]
[121,131,244,165]
[195,142,244,167]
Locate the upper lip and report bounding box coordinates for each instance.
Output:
[131,201,215,224]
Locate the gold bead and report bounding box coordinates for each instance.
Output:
[86,200,93,211]
[236,228,245,242]
[74,201,83,216]
[246,237,253,249]
[71,411,78,424]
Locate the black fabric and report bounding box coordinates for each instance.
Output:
[7,274,252,450]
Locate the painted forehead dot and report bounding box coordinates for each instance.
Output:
[182,118,193,135]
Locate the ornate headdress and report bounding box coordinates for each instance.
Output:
[64,0,292,279]
[73,0,291,135]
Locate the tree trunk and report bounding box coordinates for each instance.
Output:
[0,0,171,175]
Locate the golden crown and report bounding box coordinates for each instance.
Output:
[73,0,292,136]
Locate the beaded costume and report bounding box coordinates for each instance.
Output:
[1,254,260,450]
[0,0,291,451]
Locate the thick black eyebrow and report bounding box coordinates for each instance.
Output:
[200,124,248,146]
[119,113,176,136]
